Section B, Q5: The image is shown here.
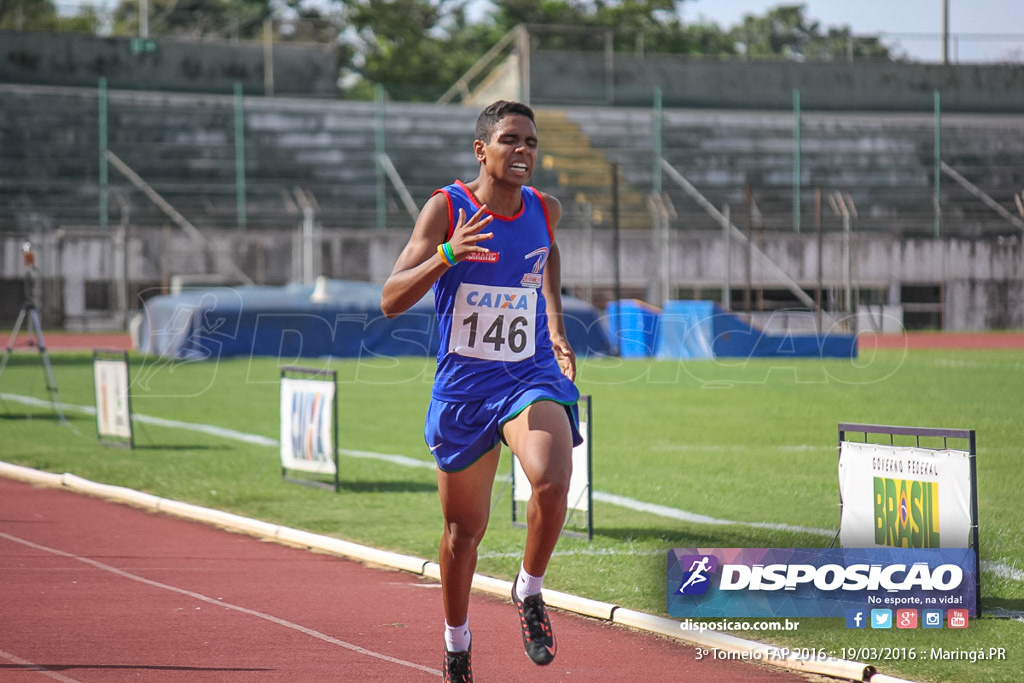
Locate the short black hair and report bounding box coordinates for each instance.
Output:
[475,100,535,143]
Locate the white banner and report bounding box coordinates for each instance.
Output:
[280,377,336,475]
[838,441,972,549]
[514,426,590,512]
[94,358,132,440]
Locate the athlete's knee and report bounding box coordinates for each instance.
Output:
[443,517,489,554]
[530,471,570,506]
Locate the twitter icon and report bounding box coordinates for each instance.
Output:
[871,609,892,629]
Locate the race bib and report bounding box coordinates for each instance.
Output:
[449,283,536,362]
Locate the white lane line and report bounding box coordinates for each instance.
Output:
[0,393,277,447]
[0,649,82,683]
[4,391,1021,586]
[592,490,833,536]
[0,531,440,677]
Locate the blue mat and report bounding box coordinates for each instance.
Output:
[136,280,612,360]
[649,300,857,360]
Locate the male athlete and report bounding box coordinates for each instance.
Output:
[381,100,581,683]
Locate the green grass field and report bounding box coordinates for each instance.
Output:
[1,346,1022,682]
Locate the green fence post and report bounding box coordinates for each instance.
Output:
[793,88,801,234]
[934,89,941,238]
[99,77,108,228]
[234,81,247,229]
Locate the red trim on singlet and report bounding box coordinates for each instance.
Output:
[532,189,555,242]
[431,188,457,241]
[433,182,551,241]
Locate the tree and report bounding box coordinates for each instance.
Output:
[275,1,344,44]
[477,1,739,56]
[339,0,502,100]
[335,0,896,100]
[490,0,589,28]
[26,0,891,100]
[804,27,891,61]
[488,0,692,52]
[112,0,272,40]
[730,4,890,60]
[337,0,723,100]
[1,0,59,30]
[0,0,100,32]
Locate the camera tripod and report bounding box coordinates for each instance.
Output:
[0,284,66,425]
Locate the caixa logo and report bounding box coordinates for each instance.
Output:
[675,554,719,595]
[465,290,530,310]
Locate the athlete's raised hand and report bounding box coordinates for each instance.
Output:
[448,206,494,261]
[382,199,494,318]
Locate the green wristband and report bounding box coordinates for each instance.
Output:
[442,242,457,266]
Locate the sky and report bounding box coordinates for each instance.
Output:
[682,0,1024,63]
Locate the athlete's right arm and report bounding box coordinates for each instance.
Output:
[380,193,494,318]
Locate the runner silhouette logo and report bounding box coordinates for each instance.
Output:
[676,555,718,595]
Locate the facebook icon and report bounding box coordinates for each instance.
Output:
[845,609,867,629]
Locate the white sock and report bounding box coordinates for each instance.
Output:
[516,563,544,601]
[445,619,471,653]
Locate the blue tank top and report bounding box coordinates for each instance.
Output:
[431,180,573,402]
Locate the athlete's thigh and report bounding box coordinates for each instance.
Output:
[436,444,502,528]
[502,400,573,485]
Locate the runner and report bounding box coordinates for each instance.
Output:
[381,100,582,683]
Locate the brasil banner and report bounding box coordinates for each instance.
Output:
[838,441,973,549]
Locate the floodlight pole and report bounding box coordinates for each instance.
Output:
[934,90,942,238]
[941,0,950,64]
[140,0,149,39]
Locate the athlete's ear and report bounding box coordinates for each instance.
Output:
[473,138,486,163]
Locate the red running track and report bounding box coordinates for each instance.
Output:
[0,477,812,683]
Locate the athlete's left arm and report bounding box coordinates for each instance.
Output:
[540,192,576,382]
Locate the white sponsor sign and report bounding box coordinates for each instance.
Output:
[94,357,132,441]
[280,377,337,475]
[838,441,972,549]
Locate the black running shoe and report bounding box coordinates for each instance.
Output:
[443,643,472,683]
[512,575,556,665]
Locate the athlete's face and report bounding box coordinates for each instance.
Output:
[476,114,538,185]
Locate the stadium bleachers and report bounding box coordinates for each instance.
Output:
[1,82,1021,240]
[556,105,1024,237]
[0,85,484,233]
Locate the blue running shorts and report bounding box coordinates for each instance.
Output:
[424,387,582,473]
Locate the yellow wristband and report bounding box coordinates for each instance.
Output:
[438,242,457,266]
